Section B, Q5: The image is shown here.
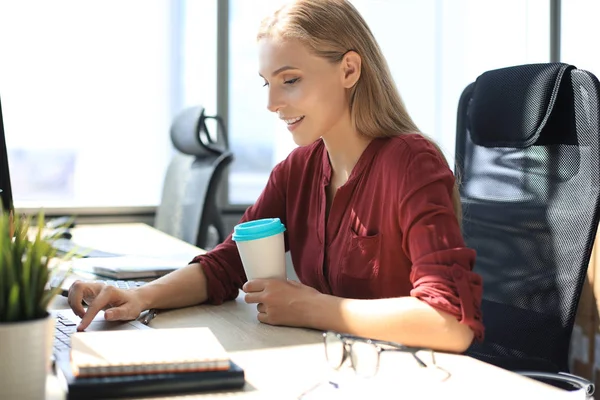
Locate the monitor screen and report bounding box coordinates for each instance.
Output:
[0,96,14,212]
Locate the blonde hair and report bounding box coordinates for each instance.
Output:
[257,0,462,221]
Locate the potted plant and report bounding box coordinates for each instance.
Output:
[0,209,72,400]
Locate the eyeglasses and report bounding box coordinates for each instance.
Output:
[322,331,450,379]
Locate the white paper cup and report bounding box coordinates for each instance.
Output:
[232,218,286,281]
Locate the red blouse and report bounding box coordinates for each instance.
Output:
[192,134,484,341]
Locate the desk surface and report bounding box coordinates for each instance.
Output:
[47,224,579,400]
[60,222,205,259]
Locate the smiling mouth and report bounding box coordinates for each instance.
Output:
[283,116,305,125]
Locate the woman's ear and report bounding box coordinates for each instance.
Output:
[341,50,361,89]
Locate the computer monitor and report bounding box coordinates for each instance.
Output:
[0,95,14,212]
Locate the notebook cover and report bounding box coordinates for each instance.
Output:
[56,358,246,399]
[70,327,230,377]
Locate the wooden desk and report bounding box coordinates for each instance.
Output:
[47,224,581,399]
[59,222,205,259]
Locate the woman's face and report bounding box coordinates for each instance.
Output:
[258,37,350,146]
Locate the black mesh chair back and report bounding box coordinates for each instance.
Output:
[455,63,600,374]
[155,106,233,250]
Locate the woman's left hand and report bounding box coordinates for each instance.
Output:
[242,279,321,327]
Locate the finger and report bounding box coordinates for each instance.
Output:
[256,303,266,313]
[78,287,119,331]
[257,311,269,324]
[243,279,267,293]
[104,305,136,321]
[287,279,302,287]
[244,292,262,304]
[67,280,94,318]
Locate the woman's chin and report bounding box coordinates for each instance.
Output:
[291,132,321,147]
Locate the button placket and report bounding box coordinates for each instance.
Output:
[318,178,331,293]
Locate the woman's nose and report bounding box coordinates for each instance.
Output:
[266,87,284,113]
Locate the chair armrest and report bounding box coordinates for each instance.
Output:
[515,371,594,397]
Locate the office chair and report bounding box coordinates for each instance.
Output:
[155,106,234,250]
[455,63,600,396]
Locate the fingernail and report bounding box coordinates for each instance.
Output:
[105,310,113,319]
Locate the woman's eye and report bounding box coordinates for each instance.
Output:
[262,81,269,87]
[284,77,299,85]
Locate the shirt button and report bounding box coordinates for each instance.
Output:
[452,268,463,279]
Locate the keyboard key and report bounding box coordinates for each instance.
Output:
[54,343,69,351]
[53,315,78,357]
[58,319,77,327]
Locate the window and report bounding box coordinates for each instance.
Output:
[1,1,554,209]
[561,0,600,76]
[227,0,291,205]
[227,0,549,205]
[0,1,217,209]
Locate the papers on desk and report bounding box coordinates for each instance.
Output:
[299,369,590,400]
[300,371,421,400]
[72,255,191,279]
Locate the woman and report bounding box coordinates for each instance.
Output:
[69,0,483,353]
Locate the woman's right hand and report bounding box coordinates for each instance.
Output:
[67,280,146,331]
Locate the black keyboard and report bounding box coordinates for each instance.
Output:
[97,279,147,291]
[52,282,146,356]
[51,279,146,354]
[53,312,78,356]
[52,276,147,297]
[50,238,122,258]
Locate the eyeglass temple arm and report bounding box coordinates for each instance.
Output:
[334,332,427,352]
[515,371,594,397]
[380,347,430,368]
[334,332,434,368]
[359,337,426,352]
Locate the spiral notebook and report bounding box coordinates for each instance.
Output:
[56,359,245,400]
[70,327,230,378]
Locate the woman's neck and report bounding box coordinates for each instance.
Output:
[322,119,372,184]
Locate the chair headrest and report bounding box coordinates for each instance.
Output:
[467,63,575,148]
[170,106,227,157]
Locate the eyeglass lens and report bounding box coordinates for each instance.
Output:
[349,340,379,377]
[324,332,380,377]
[324,331,345,369]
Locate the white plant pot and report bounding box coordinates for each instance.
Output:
[0,313,55,400]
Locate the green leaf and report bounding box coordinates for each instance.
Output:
[22,238,34,319]
[0,214,6,321]
[7,284,20,322]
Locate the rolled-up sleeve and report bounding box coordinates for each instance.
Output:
[190,161,288,305]
[409,252,484,341]
[399,147,484,341]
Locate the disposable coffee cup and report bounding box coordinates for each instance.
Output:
[232,218,286,281]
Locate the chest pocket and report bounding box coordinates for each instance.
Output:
[340,229,381,280]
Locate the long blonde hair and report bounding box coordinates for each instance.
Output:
[257,0,462,221]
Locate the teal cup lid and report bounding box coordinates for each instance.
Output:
[232,218,286,242]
